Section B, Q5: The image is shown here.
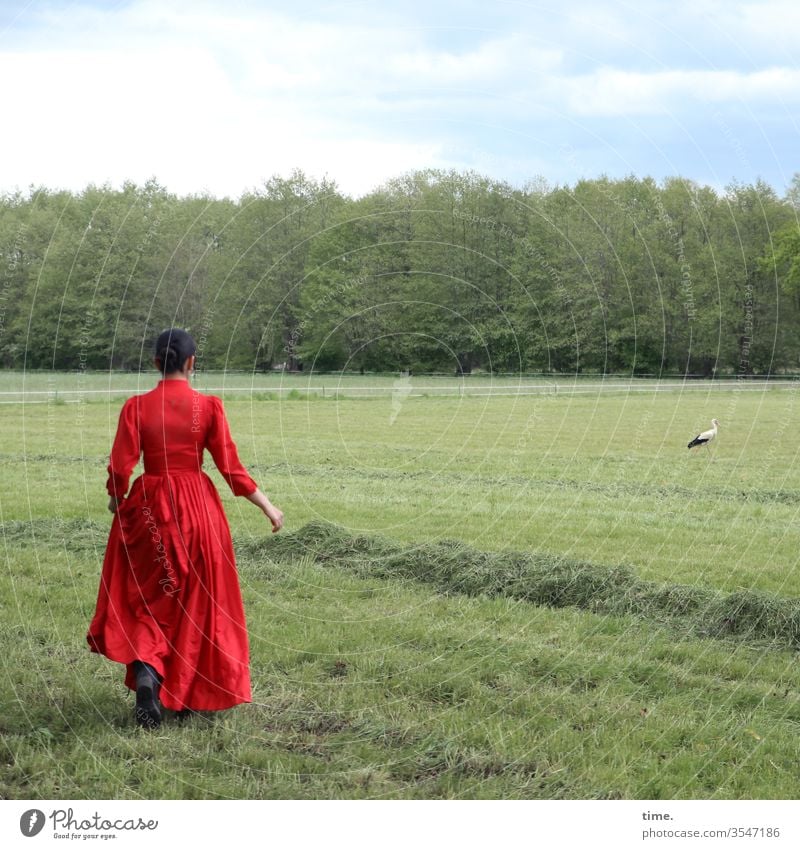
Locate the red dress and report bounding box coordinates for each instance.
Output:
[87,378,258,712]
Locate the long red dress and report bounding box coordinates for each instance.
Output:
[87,378,258,712]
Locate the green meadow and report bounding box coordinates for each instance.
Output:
[2,373,800,799]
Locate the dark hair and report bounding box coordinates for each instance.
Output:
[154,328,196,375]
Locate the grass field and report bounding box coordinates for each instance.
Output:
[2,372,800,798]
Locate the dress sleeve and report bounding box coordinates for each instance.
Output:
[206,396,258,496]
[106,397,141,498]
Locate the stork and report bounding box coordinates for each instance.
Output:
[687,418,719,455]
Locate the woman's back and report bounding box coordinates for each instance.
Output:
[109,380,256,497]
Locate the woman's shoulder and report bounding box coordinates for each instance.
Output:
[120,393,142,410]
[194,392,224,416]
[119,384,166,411]
[123,387,160,406]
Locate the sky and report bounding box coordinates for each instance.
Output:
[0,0,798,198]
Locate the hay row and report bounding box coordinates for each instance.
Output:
[243,521,800,648]
[5,518,800,648]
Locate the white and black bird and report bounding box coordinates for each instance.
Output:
[687,418,720,452]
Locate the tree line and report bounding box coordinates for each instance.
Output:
[1,169,798,375]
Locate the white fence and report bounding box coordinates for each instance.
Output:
[0,379,796,404]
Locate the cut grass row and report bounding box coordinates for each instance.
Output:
[250,520,800,648]
[9,517,800,649]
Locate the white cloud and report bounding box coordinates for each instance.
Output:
[561,67,800,116]
[736,1,800,46]
[387,35,562,85]
[1,2,549,195]
[565,4,643,46]
[0,0,797,196]
[0,39,447,197]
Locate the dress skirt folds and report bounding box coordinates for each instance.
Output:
[87,379,259,712]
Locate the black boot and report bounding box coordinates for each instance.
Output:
[132,660,162,729]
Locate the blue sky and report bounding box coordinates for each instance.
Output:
[0,0,798,197]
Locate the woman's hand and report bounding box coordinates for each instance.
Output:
[245,487,284,533]
[108,496,123,514]
[264,503,284,534]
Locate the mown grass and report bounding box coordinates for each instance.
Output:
[1,377,800,798]
[251,520,800,648]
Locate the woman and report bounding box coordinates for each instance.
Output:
[87,328,283,728]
